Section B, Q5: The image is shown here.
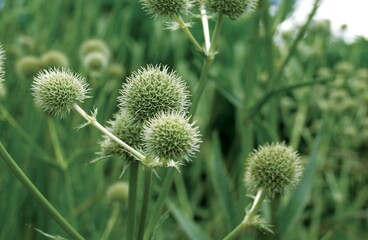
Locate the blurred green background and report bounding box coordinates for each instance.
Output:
[1,0,368,239]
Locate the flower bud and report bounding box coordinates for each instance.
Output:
[82,52,109,76]
[207,0,258,20]
[140,0,194,18]
[100,110,143,161]
[106,182,129,204]
[244,143,303,197]
[118,65,189,122]
[15,56,41,79]
[79,39,110,60]
[31,68,89,117]
[40,50,70,69]
[143,112,200,167]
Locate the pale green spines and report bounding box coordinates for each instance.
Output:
[118,65,189,122]
[143,112,200,167]
[207,0,258,20]
[0,45,4,88]
[245,143,303,197]
[100,111,143,160]
[32,68,89,117]
[140,0,194,17]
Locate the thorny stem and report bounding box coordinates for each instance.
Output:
[223,189,267,240]
[72,103,145,161]
[0,142,85,240]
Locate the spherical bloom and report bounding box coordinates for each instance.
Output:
[100,110,143,161]
[40,50,70,69]
[119,65,189,122]
[82,52,109,75]
[0,45,4,88]
[207,0,258,20]
[32,68,89,117]
[140,0,193,18]
[106,182,129,204]
[143,112,200,167]
[15,56,41,78]
[244,143,303,197]
[79,39,110,60]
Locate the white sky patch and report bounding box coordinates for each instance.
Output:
[280,0,368,41]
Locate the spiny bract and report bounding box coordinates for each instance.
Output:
[207,0,258,20]
[140,0,194,18]
[143,112,200,168]
[244,142,303,197]
[118,65,189,122]
[32,68,89,118]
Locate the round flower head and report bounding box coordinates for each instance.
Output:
[100,110,143,161]
[207,0,258,20]
[82,52,109,75]
[0,45,4,88]
[140,0,193,18]
[32,68,89,118]
[119,65,189,122]
[244,143,303,197]
[106,182,129,204]
[40,50,70,69]
[15,56,41,78]
[143,112,200,168]
[79,39,110,60]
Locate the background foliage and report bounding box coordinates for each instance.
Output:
[1,0,367,239]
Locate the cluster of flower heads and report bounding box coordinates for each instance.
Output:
[0,45,5,88]
[140,0,258,20]
[101,65,201,168]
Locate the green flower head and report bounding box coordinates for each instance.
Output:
[41,50,70,69]
[100,110,143,161]
[15,56,42,79]
[143,112,201,168]
[207,0,258,20]
[140,0,194,18]
[32,68,89,118]
[244,142,303,197]
[118,65,189,122]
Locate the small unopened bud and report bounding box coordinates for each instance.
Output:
[40,50,70,69]
[244,143,303,197]
[106,182,129,204]
[31,68,90,117]
[79,39,110,60]
[15,56,41,79]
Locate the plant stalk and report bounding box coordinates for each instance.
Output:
[137,167,153,240]
[0,142,85,240]
[126,161,139,240]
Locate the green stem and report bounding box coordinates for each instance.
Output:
[0,142,85,240]
[72,104,145,162]
[126,161,139,240]
[144,168,175,240]
[101,203,120,240]
[223,189,267,240]
[137,167,153,240]
[174,15,205,55]
[190,13,224,116]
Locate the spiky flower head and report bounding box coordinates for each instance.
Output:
[119,65,189,122]
[32,68,89,118]
[106,182,129,204]
[100,110,143,161]
[0,45,4,88]
[207,0,258,20]
[140,0,194,18]
[244,142,303,197]
[143,112,200,168]
[40,50,70,69]
[15,56,41,78]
